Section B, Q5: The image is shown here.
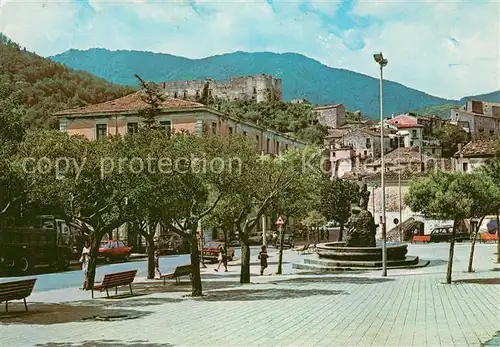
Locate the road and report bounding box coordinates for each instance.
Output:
[0,248,245,292]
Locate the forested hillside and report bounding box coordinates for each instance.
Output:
[0,34,134,128]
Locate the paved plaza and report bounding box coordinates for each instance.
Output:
[0,243,499,347]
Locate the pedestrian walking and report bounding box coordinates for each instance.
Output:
[214,244,228,272]
[80,240,90,290]
[154,249,162,278]
[258,245,269,275]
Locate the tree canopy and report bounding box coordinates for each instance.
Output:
[219,100,328,145]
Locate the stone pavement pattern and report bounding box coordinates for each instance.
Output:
[0,243,499,347]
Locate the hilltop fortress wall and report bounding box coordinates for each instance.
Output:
[160,74,282,103]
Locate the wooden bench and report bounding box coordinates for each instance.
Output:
[411,235,431,243]
[480,233,498,243]
[0,278,37,313]
[92,269,137,299]
[161,264,192,285]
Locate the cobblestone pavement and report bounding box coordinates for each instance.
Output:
[0,243,499,347]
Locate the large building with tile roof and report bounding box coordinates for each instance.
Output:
[54,91,306,155]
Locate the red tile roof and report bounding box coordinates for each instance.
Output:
[54,92,205,116]
[455,139,497,157]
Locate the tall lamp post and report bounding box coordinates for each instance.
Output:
[374,52,388,277]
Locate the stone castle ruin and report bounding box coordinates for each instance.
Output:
[160,74,282,103]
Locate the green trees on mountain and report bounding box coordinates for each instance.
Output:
[0,35,134,129]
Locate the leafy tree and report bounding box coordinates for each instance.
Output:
[219,100,328,145]
[405,172,473,283]
[435,124,470,157]
[122,129,176,279]
[461,172,500,272]
[301,210,327,245]
[480,139,500,263]
[159,134,256,295]
[17,131,128,289]
[320,178,360,241]
[268,146,324,273]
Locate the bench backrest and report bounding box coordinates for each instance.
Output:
[0,278,37,301]
[100,270,137,288]
[174,264,192,276]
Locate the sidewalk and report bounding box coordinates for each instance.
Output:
[1,243,499,346]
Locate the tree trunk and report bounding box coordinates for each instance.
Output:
[240,241,251,284]
[277,226,285,275]
[467,217,484,273]
[446,219,458,284]
[497,212,500,264]
[189,235,202,297]
[146,233,155,279]
[85,232,102,290]
[307,229,310,245]
[339,222,345,242]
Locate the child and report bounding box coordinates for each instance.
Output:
[258,245,269,275]
[154,249,162,278]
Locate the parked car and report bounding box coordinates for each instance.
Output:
[98,240,132,263]
[412,226,470,243]
[202,242,235,262]
[276,233,294,249]
[247,231,263,245]
[155,234,189,255]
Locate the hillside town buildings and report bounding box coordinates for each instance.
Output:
[450,100,500,138]
[313,104,346,128]
[160,74,282,103]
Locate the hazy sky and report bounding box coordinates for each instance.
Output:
[1,0,498,99]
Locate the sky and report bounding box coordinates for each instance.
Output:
[0,0,498,100]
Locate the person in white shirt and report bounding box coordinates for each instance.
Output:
[80,240,91,290]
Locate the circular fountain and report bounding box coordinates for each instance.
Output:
[293,182,427,271]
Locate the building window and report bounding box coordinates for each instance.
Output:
[229,126,233,135]
[173,92,178,98]
[256,135,260,149]
[411,130,418,138]
[285,144,288,151]
[364,150,367,156]
[365,138,371,149]
[266,138,270,153]
[183,91,187,99]
[431,148,435,154]
[276,141,280,154]
[195,90,200,98]
[96,124,107,140]
[410,141,414,147]
[212,122,217,135]
[127,122,138,134]
[160,120,171,133]
[462,162,468,172]
[253,87,257,94]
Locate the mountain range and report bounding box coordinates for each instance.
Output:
[51,49,499,117]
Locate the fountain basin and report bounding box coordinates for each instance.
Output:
[316,242,409,262]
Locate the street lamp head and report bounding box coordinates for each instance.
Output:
[373,52,388,67]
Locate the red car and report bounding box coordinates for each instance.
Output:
[202,242,235,262]
[99,240,132,263]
